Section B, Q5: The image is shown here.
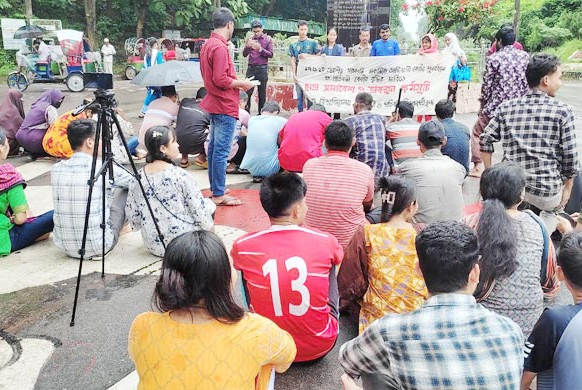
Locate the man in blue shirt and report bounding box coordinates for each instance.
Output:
[289,20,319,112]
[435,99,470,173]
[370,24,400,56]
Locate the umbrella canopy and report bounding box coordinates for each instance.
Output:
[130,60,202,86]
[13,25,47,40]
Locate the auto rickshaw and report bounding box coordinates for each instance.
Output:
[178,38,206,62]
[124,37,146,80]
[7,29,99,92]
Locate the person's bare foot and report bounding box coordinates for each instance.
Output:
[120,223,132,235]
[211,195,243,206]
[468,163,483,178]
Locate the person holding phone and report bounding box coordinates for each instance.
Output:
[242,19,273,114]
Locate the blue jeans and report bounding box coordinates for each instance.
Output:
[126,136,139,156]
[296,84,312,112]
[208,113,237,197]
[9,210,54,252]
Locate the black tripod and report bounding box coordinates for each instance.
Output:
[70,89,165,326]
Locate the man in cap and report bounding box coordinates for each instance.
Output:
[101,38,116,74]
[242,19,273,114]
[399,120,466,224]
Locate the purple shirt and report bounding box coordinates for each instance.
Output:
[242,33,273,66]
[480,46,529,117]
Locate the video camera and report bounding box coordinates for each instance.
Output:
[72,73,116,115]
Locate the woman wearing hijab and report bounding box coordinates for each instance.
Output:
[444,32,469,103]
[416,34,439,122]
[16,89,65,157]
[0,127,54,256]
[0,90,26,156]
[417,33,439,55]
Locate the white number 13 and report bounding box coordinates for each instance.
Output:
[262,257,310,317]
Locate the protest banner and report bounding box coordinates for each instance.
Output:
[296,53,457,115]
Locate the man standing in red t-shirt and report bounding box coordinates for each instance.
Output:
[200,7,254,206]
[231,173,343,362]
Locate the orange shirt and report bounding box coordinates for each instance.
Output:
[42,111,88,158]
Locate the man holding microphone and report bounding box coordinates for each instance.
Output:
[242,19,273,114]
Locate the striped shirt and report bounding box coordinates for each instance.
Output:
[303,150,375,249]
[386,118,422,165]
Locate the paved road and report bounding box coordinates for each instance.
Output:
[0,79,580,390]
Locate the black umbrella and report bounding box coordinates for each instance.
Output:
[13,25,47,40]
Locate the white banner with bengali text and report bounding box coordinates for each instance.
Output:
[296,53,457,115]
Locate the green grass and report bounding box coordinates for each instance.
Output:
[544,39,582,62]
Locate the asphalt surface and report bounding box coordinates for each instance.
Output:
[0,78,581,390]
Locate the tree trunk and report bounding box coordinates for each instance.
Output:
[106,0,115,19]
[25,0,33,23]
[84,0,97,48]
[136,6,148,38]
[513,0,521,37]
[265,0,276,16]
[213,0,221,8]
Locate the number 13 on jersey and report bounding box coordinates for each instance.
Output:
[262,257,310,317]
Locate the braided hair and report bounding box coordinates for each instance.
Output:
[144,125,176,165]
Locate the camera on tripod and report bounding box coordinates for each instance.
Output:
[72,73,116,115]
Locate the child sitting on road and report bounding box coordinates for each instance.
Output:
[231,172,343,362]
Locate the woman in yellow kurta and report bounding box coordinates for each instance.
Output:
[128,230,296,389]
[339,176,427,334]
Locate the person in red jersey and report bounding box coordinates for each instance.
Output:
[231,172,343,362]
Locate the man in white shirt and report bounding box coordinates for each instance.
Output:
[101,38,116,74]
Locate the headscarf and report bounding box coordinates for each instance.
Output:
[417,34,439,54]
[444,33,467,61]
[0,163,26,195]
[19,89,64,130]
[0,90,25,140]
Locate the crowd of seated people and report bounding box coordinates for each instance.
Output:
[3,45,582,389]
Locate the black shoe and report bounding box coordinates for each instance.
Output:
[252,176,264,183]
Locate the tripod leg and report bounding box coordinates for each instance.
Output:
[110,114,166,250]
[70,114,104,327]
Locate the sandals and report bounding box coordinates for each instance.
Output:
[211,195,243,206]
[180,160,190,168]
[226,166,250,174]
[194,159,208,169]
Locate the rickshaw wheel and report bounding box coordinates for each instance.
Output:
[125,66,137,80]
[66,73,85,92]
[7,72,28,92]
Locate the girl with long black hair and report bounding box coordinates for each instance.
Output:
[464,161,559,336]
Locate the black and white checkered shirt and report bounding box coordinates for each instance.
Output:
[480,89,579,197]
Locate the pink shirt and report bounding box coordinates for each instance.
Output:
[278,111,332,172]
[232,225,343,362]
[303,151,375,249]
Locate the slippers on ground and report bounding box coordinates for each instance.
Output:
[180,160,190,168]
[194,160,208,169]
[211,195,243,206]
[226,167,249,174]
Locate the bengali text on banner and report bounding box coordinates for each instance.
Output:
[296,53,457,115]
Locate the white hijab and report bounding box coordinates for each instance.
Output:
[444,33,466,61]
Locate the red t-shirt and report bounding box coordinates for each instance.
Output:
[277,111,332,172]
[231,225,343,362]
[199,32,239,118]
